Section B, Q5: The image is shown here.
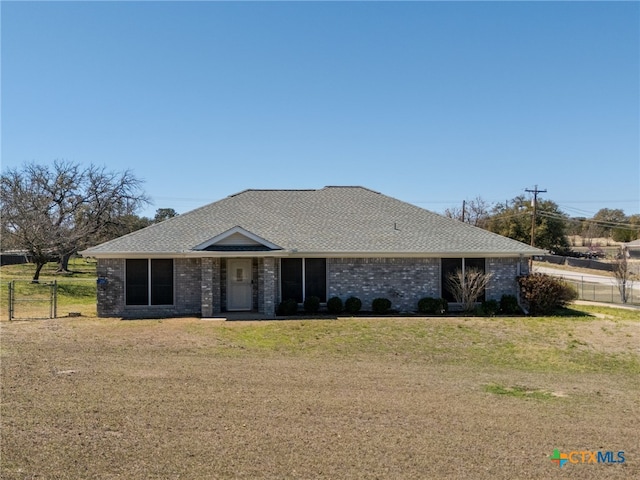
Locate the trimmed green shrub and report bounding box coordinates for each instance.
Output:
[518,274,577,315]
[417,297,448,315]
[277,298,298,316]
[479,299,500,316]
[344,296,362,314]
[439,298,449,314]
[327,296,343,315]
[303,296,320,314]
[499,294,521,315]
[372,297,392,314]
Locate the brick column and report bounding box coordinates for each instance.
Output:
[259,257,276,317]
[212,258,221,314]
[201,258,214,317]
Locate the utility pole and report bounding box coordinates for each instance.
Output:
[525,185,546,247]
[461,200,466,223]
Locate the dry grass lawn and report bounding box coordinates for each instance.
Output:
[1,309,639,479]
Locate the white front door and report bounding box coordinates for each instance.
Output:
[227,259,252,311]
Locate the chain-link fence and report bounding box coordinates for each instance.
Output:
[562,278,638,306]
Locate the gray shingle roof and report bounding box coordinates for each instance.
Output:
[82,186,545,257]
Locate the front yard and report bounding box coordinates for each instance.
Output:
[1,306,638,479]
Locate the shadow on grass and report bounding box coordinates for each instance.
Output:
[548,307,593,318]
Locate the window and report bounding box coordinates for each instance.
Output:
[126,259,174,306]
[281,258,327,303]
[441,258,486,302]
[305,258,327,301]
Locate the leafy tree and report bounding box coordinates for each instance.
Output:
[1,160,148,280]
[589,208,626,238]
[484,196,569,253]
[610,213,640,242]
[154,208,178,223]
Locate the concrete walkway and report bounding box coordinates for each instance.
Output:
[572,300,640,311]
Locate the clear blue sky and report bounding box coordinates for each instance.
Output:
[2,1,639,220]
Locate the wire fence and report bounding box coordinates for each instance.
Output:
[1,278,96,321]
[562,278,638,306]
[6,280,57,320]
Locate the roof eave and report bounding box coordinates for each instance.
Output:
[81,249,546,259]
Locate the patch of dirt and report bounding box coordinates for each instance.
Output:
[572,319,640,354]
[1,317,638,479]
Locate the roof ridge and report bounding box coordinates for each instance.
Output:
[322,185,381,194]
[228,188,317,197]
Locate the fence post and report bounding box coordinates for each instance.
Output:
[611,285,614,303]
[8,281,13,321]
[51,281,58,319]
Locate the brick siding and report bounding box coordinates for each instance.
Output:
[328,258,441,313]
[97,255,526,318]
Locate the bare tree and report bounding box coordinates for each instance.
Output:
[446,268,494,312]
[1,160,148,280]
[612,247,631,304]
[444,197,491,227]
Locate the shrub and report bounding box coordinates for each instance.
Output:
[479,299,500,316]
[417,297,448,315]
[303,296,320,314]
[445,268,493,312]
[518,274,578,315]
[439,298,449,314]
[372,297,392,314]
[344,296,362,314]
[327,296,343,315]
[499,294,521,315]
[277,298,298,316]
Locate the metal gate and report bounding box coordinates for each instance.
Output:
[8,280,57,320]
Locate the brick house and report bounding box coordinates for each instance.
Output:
[81,187,544,318]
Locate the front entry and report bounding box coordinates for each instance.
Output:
[227,259,253,311]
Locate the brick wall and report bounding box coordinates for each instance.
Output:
[97,257,203,318]
[201,258,214,317]
[97,255,526,318]
[96,258,125,317]
[258,257,277,316]
[328,258,440,313]
[486,257,521,301]
[175,258,201,314]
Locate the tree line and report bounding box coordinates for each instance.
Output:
[444,196,640,254]
[2,161,639,281]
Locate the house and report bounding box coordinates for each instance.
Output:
[80,186,545,318]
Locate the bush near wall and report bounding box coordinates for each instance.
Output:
[417,297,448,315]
[303,296,320,314]
[344,296,362,314]
[518,274,577,315]
[372,298,392,314]
[277,298,298,316]
[327,296,343,314]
